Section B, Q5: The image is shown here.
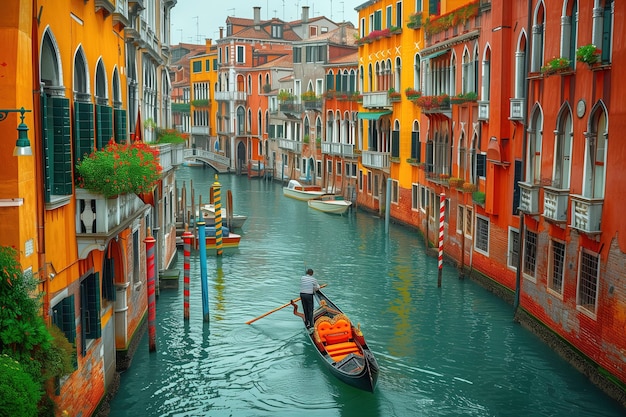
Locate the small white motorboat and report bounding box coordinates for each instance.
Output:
[283,179,325,201]
[307,194,352,215]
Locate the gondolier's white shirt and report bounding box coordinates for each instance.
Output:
[300,275,320,294]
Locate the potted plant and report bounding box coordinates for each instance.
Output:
[407,12,423,29]
[301,90,318,102]
[576,44,602,66]
[405,88,422,100]
[156,128,186,144]
[75,139,163,198]
[277,90,294,102]
[450,91,478,104]
[388,88,402,101]
[472,191,486,205]
[262,83,272,93]
[448,177,464,188]
[541,57,571,75]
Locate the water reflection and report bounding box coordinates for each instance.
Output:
[107,167,625,417]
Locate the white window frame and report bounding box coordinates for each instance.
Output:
[474,214,489,256]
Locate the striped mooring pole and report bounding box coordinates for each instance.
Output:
[438,193,445,288]
[197,220,210,322]
[144,229,157,351]
[213,174,223,256]
[182,224,194,321]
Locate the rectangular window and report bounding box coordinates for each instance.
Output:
[420,185,427,211]
[316,161,322,179]
[577,250,599,314]
[476,153,487,178]
[392,130,400,158]
[336,161,342,176]
[236,45,245,63]
[367,171,372,194]
[213,59,218,70]
[293,47,301,63]
[326,160,332,174]
[475,215,489,254]
[192,61,202,72]
[412,183,419,210]
[523,229,538,279]
[205,59,210,71]
[359,170,364,191]
[373,174,379,199]
[133,230,140,284]
[374,10,382,30]
[396,1,403,28]
[457,205,465,233]
[549,240,565,295]
[464,206,473,238]
[386,5,392,28]
[508,228,519,270]
[391,180,399,204]
[52,295,77,344]
[411,131,420,160]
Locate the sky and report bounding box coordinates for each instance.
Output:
[170,0,364,45]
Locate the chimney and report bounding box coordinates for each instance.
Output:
[302,6,309,23]
[254,7,261,29]
[219,27,224,39]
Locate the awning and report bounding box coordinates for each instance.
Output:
[421,49,450,61]
[358,110,392,120]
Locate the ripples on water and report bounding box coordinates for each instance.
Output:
[108,169,624,417]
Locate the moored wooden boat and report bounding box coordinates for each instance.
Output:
[292,290,379,392]
[307,194,352,215]
[200,203,248,229]
[203,226,241,249]
[283,179,325,201]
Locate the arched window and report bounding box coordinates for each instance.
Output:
[583,102,608,199]
[553,104,573,189]
[531,1,546,73]
[561,0,578,68]
[527,105,543,185]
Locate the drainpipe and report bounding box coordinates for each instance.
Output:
[514,0,533,312]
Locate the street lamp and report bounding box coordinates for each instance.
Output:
[0,107,32,156]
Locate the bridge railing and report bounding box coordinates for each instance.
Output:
[183,148,230,167]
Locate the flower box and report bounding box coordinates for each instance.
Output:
[576,44,602,66]
[541,57,572,76]
[75,140,162,198]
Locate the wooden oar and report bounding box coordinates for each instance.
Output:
[246,284,327,325]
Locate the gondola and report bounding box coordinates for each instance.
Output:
[291,289,379,392]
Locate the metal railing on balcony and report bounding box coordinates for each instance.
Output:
[321,142,356,158]
[278,138,303,153]
[279,101,303,114]
[303,100,322,110]
[214,91,247,101]
[362,150,390,170]
[191,126,210,135]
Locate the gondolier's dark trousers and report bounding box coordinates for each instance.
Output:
[300,292,315,328]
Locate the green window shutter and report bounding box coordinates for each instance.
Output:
[49,97,72,196]
[74,102,94,164]
[96,105,113,149]
[326,73,334,91]
[192,61,202,72]
[81,273,102,343]
[41,92,53,202]
[335,74,342,92]
[114,108,127,143]
[392,130,400,158]
[374,10,382,30]
[269,125,276,138]
[103,258,116,301]
[213,59,218,70]
[426,141,434,173]
[476,153,486,177]
[411,132,421,160]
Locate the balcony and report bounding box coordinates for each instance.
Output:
[510,98,525,121]
[303,100,322,111]
[321,142,356,158]
[112,0,129,29]
[362,92,391,108]
[279,101,303,115]
[362,151,390,170]
[518,182,541,214]
[214,91,247,101]
[95,0,115,17]
[152,143,184,172]
[191,126,210,135]
[278,138,303,153]
[75,189,149,259]
[570,195,603,234]
[543,187,569,222]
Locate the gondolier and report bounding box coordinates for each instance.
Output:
[299,268,320,330]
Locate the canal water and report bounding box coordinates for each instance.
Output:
[108,166,624,417]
